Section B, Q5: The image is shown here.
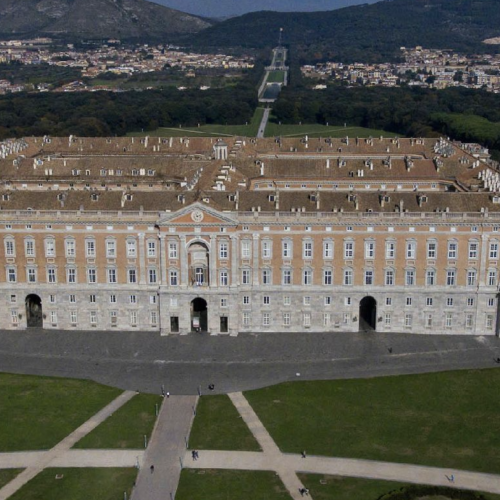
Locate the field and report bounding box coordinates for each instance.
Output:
[244,369,500,474]
[264,121,399,138]
[266,70,286,83]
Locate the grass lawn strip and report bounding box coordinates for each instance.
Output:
[0,470,23,489]
[299,475,500,500]
[0,373,121,452]
[189,395,261,451]
[266,70,285,83]
[264,121,399,138]
[176,469,290,500]
[8,468,137,500]
[73,393,162,449]
[244,369,500,474]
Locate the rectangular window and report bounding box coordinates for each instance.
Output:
[148,268,157,284]
[364,270,374,285]
[323,269,332,285]
[108,268,117,284]
[406,297,412,306]
[150,295,157,305]
[242,269,251,285]
[344,241,354,259]
[70,311,77,325]
[11,309,18,325]
[445,312,453,328]
[67,268,76,284]
[404,313,412,327]
[7,267,16,283]
[468,242,478,259]
[69,294,76,304]
[27,267,36,283]
[344,269,353,285]
[110,311,118,326]
[365,241,375,259]
[490,242,499,260]
[283,312,291,326]
[50,310,57,325]
[282,269,292,285]
[5,239,15,256]
[243,312,251,327]
[47,268,56,283]
[220,270,229,286]
[241,240,251,259]
[262,313,271,326]
[446,270,456,286]
[89,294,96,303]
[45,239,56,257]
[405,269,415,286]
[488,298,495,307]
[219,242,228,260]
[168,242,178,259]
[130,311,137,326]
[467,270,477,286]
[147,240,156,258]
[406,241,416,259]
[263,296,270,305]
[127,240,137,258]
[426,297,433,306]
[303,296,311,306]
[105,240,119,260]
[87,268,97,284]
[128,268,137,284]
[385,313,391,326]
[323,241,334,259]
[283,296,291,306]
[25,239,35,257]
[49,294,56,304]
[282,241,292,258]
[427,242,436,259]
[169,270,178,286]
[303,312,311,327]
[262,240,272,259]
[385,241,395,259]
[110,294,117,303]
[385,269,394,286]
[386,297,393,306]
[448,242,457,259]
[262,269,271,285]
[486,314,494,329]
[220,298,227,308]
[467,297,474,307]
[323,313,331,327]
[488,270,497,287]
[303,241,313,259]
[446,297,454,307]
[303,269,312,285]
[242,295,250,305]
[86,240,96,258]
[150,311,158,326]
[466,313,474,329]
[425,313,433,328]
[426,270,435,286]
[90,311,97,325]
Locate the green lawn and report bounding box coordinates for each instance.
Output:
[0,373,121,452]
[128,107,265,138]
[176,470,290,500]
[74,393,162,449]
[299,475,500,500]
[0,470,23,488]
[264,121,399,138]
[266,70,285,83]
[189,395,260,451]
[9,468,137,500]
[245,369,500,474]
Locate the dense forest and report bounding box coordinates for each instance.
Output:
[272,86,500,159]
[190,0,500,63]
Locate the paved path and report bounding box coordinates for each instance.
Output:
[257,108,270,138]
[0,390,136,500]
[131,395,198,500]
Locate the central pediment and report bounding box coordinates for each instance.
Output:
[157,202,239,226]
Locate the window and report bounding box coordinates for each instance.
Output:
[241,240,251,259]
[488,269,497,287]
[148,268,157,284]
[282,269,292,285]
[5,239,15,257]
[48,310,57,325]
[405,269,415,286]
[344,269,353,285]
[466,313,474,329]
[150,295,157,305]
[364,270,374,285]
[127,268,137,284]
[303,312,311,327]
[426,297,433,307]
[303,241,313,259]
[150,311,158,326]
[404,313,413,327]
[168,242,178,259]
[70,311,78,325]
[262,240,272,259]
[323,313,331,327]
[365,241,375,259]
[220,298,227,308]
[106,239,116,258]
[90,311,97,325]
[219,242,228,260]
[303,269,312,285]
[242,295,250,305]
[220,270,229,286]
[10,294,16,303]
[89,294,96,303]
[446,297,454,307]
[130,311,138,326]
[242,269,251,285]
[25,239,35,257]
[107,268,117,283]
[169,270,178,286]
[385,241,395,259]
[406,241,416,259]
[446,269,456,286]
[10,309,18,325]
[426,269,436,286]
[67,267,76,284]
[490,242,499,260]
[323,241,334,259]
[262,269,271,285]
[282,240,293,259]
[45,239,56,257]
[488,298,495,307]
[283,296,291,306]
[49,294,56,304]
[385,313,391,326]
[425,313,433,328]
[263,296,270,305]
[427,241,437,259]
[283,312,291,326]
[86,239,96,258]
[385,297,392,306]
[7,267,16,283]
[147,240,156,258]
[445,312,453,328]
[467,270,477,286]
[326,296,333,306]
[127,239,137,258]
[343,313,350,324]
[243,312,251,327]
[110,311,118,326]
[87,268,97,284]
[27,267,37,283]
[69,294,76,304]
[467,297,474,307]
[109,294,117,304]
[406,297,412,306]
[344,241,354,259]
[47,268,57,283]
[385,269,394,286]
[486,314,494,329]
[303,296,311,306]
[262,313,271,326]
[448,241,457,260]
[323,269,333,285]
[468,241,478,259]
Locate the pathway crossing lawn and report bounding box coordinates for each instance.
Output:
[0,373,121,452]
[264,121,399,138]
[298,475,500,500]
[176,469,289,500]
[189,395,260,451]
[8,468,137,500]
[128,107,265,138]
[244,369,500,474]
[0,470,23,488]
[73,393,162,449]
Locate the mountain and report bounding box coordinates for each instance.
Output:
[0,0,213,40]
[191,0,500,62]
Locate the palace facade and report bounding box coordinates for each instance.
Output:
[1,134,499,335]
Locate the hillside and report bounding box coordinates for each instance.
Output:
[191,0,500,62]
[0,0,212,40]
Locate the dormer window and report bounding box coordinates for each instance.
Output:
[126,194,133,201]
[147,169,155,176]
[2,194,9,201]
[91,193,99,201]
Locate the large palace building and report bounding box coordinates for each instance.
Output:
[1,134,500,336]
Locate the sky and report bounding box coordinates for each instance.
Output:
[151,0,380,19]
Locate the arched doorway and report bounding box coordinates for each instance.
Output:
[26,294,43,328]
[359,296,376,331]
[188,241,209,286]
[191,298,208,332]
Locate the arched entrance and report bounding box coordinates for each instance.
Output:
[359,296,376,331]
[25,294,43,328]
[191,298,208,332]
[188,241,209,286]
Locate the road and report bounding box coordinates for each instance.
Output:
[0,330,499,395]
[257,107,270,138]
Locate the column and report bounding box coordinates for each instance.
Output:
[252,233,260,285]
[159,235,167,285]
[479,233,489,286]
[180,235,188,287]
[210,235,217,287]
[138,233,146,285]
[231,235,238,286]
